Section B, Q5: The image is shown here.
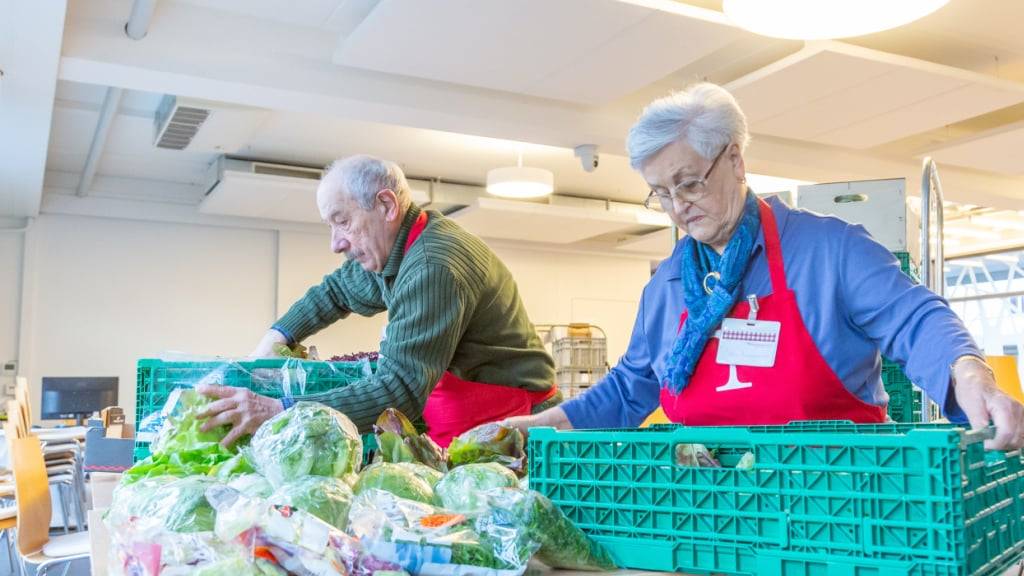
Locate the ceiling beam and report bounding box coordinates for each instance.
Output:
[0,0,68,218]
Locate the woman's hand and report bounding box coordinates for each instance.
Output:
[503,406,573,440]
[952,355,1024,450]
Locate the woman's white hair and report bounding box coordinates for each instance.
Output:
[626,82,751,170]
[322,154,412,211]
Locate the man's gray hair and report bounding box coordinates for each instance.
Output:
[626,82,751,170]
[322,154,412,211]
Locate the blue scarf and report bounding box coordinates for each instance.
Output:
[663,191,761,394]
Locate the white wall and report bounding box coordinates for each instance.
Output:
[13,213,654,423]
[22,214,278,420]
[277,230,389,356]
[0,231,23,394]
[491,245,649,362]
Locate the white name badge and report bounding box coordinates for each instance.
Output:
[716,318,781,368]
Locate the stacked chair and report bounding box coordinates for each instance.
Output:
[4,378,90,575]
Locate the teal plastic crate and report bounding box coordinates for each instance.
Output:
[529,422,1024,576]
[894,250,920,283]
[882,359,925,423]
[134,358,376,462]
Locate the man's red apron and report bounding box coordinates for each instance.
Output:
[659,199,887,425]
[402,212,557,446]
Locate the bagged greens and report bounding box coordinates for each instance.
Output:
[107,475,220,533]
[447,423,526,476]
[353,463,435,504]
[107,523,258,576]
[269,475,354,531]
[207,485,402,576]
[227,474,274,499]
[152,389,234,455]
[373,408,447,471]
[210,452,257,481]
[249,401,362,488]
[348,488,537,574]
[481,488,615,571]
[393,462,444,489]
[124,390,240,484]
[674,443,720,467]
[736,451,756,470]
[434,463,519,513]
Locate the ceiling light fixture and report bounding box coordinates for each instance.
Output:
[722,0,949,40]
[486,151,554,199]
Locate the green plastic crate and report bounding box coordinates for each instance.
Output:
[529,422,1024,576]
[882,359,925,423]
[894,250,921,283]
[134,357,376,462]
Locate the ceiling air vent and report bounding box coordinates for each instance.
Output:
[154,95,211,150]
[251,162,323,180]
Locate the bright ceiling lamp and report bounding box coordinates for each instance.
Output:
[722,0,949,40]
[486,151,554,199]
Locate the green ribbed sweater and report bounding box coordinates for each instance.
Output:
[274,205,556,432]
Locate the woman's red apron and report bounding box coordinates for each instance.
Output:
[402,212,557,446]
[659,200,886,425]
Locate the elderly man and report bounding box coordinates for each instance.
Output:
[200,155,557,447]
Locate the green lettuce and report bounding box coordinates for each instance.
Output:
[249,401,362,488]
[434,463,519,513]
[353,463,435,504]
[269,475,353,531]
[447,422,526,476]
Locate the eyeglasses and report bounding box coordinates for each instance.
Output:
[643,143,730,211]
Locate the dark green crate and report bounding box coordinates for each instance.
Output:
[529,422,1024,576]
[134,358,376,462]
[894,250,921,283]
[883,359,925,423]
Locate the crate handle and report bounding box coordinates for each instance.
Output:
[962,425,996,447]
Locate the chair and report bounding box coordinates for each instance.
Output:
[9,433,89,575]
[0,465,16,575]
[14,378,87,532]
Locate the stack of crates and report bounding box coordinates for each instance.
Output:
[885,251,927,422]
[529,422,1024,575]
[553,324,608,399]
[134,357,376,462]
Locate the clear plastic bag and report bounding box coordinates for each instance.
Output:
[348,488,538,576]
[106,475,220,533]
[269,475,354,531]
[353,462,436,504]
[434,463,519,514]
[479,489,615,571]
[447,423,526,476]
[107,522,249,576]
[206,485,402,576]
[249,401,363,488]
[227,473,274,499]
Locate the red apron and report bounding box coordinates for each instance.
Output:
[659,200,886,425]
[402,212,557,446]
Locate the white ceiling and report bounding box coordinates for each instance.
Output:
[334,0,743,104]
[4,0,1024,258]
[727,42,1024,150]
[928,121,1024,176]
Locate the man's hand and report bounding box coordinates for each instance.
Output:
[196,383,284,448]
[953,356,1024,450]
[250,329,289,358]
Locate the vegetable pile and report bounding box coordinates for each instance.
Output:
[108,395,614,575]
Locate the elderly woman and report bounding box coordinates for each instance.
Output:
[512,83,1024,449]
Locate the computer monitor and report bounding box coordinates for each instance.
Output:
[40,377,119,423]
